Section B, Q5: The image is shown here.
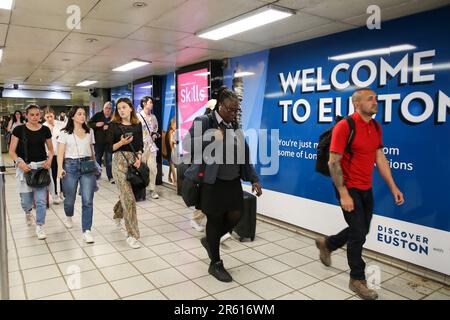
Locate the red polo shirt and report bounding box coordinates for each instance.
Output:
[330,112,383,190]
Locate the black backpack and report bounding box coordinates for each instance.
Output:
[315,115,379,177]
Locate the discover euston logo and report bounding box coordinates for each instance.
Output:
[377,225,429,255]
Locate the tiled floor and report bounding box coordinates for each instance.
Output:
[3,168,450,300]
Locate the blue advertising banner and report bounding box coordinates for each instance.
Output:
[224,7,450,274]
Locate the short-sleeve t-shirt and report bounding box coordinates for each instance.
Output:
[12,125,52,163]
[329,112,383,190]
[57,129,95,159]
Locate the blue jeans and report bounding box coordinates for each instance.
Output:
[62,158,96,232]
[94,143,113,180]
[20,188,47,226]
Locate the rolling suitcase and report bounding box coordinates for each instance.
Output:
[233,191,257,241]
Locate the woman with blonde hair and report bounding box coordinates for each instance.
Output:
[106,97,144,249]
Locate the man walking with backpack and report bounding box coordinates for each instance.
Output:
[315,88,404,300]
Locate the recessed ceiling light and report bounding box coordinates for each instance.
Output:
[197,4,295,41]
[133,2,147,8]
[76,80,98,87]
[112,59,150,72]
[86,38,99,43]
[0,0,13,10]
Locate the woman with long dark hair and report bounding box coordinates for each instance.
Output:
[7,110,25,144]
[184,87,262,282]
[106,97,144,249]
[57,106,97,243]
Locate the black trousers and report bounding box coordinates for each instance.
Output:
[326,188,374,280]
[206,211,241,263]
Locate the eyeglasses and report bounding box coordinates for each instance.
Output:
[222,105,239,114]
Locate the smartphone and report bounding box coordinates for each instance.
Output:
[123,132,133,139]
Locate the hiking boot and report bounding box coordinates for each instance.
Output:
[208,260,232,282]
[349,279,379,300]
[201,237,212,260]
[315,237,332,267]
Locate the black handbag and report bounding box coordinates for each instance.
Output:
[25,168,51,188]
[118,126,150,189]
[20,126,51,188]
[125,161,150,189]
[73,134,98,175]
[80,159,98,174]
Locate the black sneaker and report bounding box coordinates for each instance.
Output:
[209,260,232,282]
[201,237,212,260]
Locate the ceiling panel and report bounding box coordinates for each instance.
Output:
[259,21,356,48]
[5,25,67,51]
[176,36,264,54]
[0,8,11,24]
[98,39,182,62]
[1,48,49,67]
[299,0,411,21]
[26,68,67,84]
[74,18,141,38]
[10,0,98,30]
[343,0,450,26]
[127,26,191,44]
[41,52,93,69]
[1,23,8,46]
[87,0,188,25]
[55,32,118,55]
[229,12,332,44]
[156,47,228,66]
[148,0,264,33]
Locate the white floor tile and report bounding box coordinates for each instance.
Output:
[151,242,184,256]
[175,261,210,279]
[58,258,97,275]
[65,269,106,290]
[123,290,168,300]
[381,277,434,299]
[72,283,119,300]
[273,269,319,290]
[22,264,61,283]
[424,291,450,300]
[213,286,262,300]
[297,261,342,280]
[245,277,293,300]
[17,244,50,258]
[9,285,26,300]
[249,258,291,276]
[162,251,199,267]
[229,248,268,264]
[160,281,208,300]
[83,243,117,257]
[121,247,157,262]
[111,275,155,298]
[253,243,290,256]
[273,252,314,268]
[26,277,69,300]
[275,238,311,250]
[19,253,55,270]
[91,252,127,268]
[228,265,267,285]
[276,291,312,300]
[100,263,140,282]
[301,282,352,300]
[133,256,172,274]
[38,292,73,300]
[145,268,189,288]
[8,271,23,287]
[53,248,87,263]
[193,275,239,295]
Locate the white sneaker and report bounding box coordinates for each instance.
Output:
[36,225,47,240]
[126,236,141,249]
[64,217,73,229]
[25,212,35,226]
[51,194,61,205]
[114,218,122,230]
[83,230,95,244]
[220,232,231,243]
[190,219,205,232]
[150,191,159,199]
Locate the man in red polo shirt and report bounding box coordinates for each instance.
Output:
[315,88,404,300]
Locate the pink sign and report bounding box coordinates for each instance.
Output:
[177,68,209,151]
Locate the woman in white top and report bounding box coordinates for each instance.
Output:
[43,107,64,204]
[57,106,96,243]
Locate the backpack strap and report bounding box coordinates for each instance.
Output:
[345,116,356,157]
